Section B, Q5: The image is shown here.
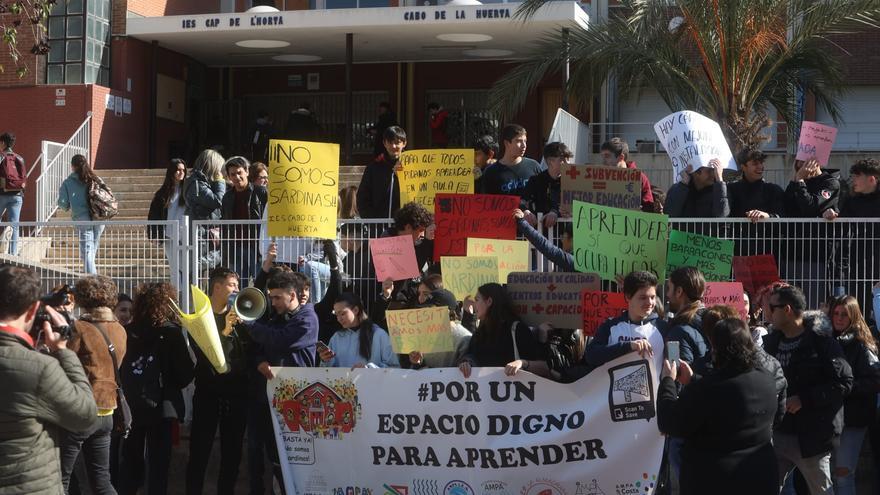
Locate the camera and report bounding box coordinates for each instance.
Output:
[34,285,75,340]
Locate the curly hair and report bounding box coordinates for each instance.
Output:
[393,202,433,231]
[132,282,179,327]
[74,275,119,309]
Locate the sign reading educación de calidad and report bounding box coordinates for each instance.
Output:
[267,356,664,495]
[267,139,339,239]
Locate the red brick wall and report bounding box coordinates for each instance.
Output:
[828,31,880,85]
[0,14,44,87]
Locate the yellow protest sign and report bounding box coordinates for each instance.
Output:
[467,237,529,281]
[385,306,454,354]
[267,139,339,239]
[397,149,474,208]
[440,256,499,301]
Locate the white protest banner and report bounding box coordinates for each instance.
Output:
[653,110,737,178]
[268,355,664,495]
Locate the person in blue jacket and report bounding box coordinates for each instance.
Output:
[665,267,710,367]
[320,292,399,369]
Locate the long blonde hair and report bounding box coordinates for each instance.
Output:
[192,149,225,179]
[831,296,877,354]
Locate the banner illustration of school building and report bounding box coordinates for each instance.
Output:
[267,355,664,495]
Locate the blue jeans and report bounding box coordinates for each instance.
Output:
[0,193,23,255]
[300,260,330,303]
[775,431,833,495]
[78,224,105,274]
[60,414,115,495]
[833,426,867,495]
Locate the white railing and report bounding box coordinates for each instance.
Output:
[35,113,92,224]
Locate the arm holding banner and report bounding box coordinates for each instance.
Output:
[515,214,575,272]
[583,319,640,367]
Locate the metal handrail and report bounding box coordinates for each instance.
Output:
[35,113,92,225]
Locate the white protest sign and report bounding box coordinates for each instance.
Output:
[654,110,737,178]
[268,356,664,494]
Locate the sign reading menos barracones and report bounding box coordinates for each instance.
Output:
[268,356,664,494]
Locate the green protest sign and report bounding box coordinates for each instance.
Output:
[666,230,734,281]
[572,200,670,281]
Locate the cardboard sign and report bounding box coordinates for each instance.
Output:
[581,290,628,337]
[440,256,499,301]
[507,272,601,329]
[732,254,780,295]
[385,306,454,354]
[397,149,475,208]
[666,230,734,282]
[467,238,529,282]
[267,139,339,239]
[561,165,641,210]
[433,193,518,261]
[703,282,749,321]
[369,235,420,282]
[796,121,838,166]
[572,200,670,281]
[653,110,737,178]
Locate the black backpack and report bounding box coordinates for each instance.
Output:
[544,327,585,374]
[120,330,164,418]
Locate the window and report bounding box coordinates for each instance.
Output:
[46,0,111,86]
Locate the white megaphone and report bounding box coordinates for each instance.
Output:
[233,287,267,322]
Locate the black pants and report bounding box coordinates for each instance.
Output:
[60,415,116,495]
[186,390,247,495]
[248,394,285,495]
[119,419,173,495]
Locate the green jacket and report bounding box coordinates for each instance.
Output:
[0,332,97,494]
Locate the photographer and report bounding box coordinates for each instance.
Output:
[0,265,97,494]
[60,275,127,495]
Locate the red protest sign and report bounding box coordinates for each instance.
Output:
[433,193,518,261]
[703,282,749,321]
[732,255,780,295]
[581,289,628,337]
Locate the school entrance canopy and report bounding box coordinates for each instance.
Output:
[126,2,589,66]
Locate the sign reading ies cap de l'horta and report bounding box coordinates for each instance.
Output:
[268,357,664,494]
[666,230,734,282]
[433,193,518,261]
[653,110,737,178]
[561,164,641,211]
[267,139,339,239]
[397,149,474,208]
[573,200,670,282]
[507,272,600,329]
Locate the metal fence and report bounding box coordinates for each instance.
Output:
[35,114,92,224]
[1,217,878,318]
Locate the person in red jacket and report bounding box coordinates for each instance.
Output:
[600,137,655,212]
[428,102,450,148]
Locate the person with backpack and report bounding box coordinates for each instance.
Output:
[0,132,27,256]
[60,275,127,495]
[118,282,194,495]
[58,155,115,274]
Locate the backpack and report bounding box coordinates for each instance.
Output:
[87,177,118,220]
[120,332,164,419]
[544,327,584,374]
[0,152,26,191]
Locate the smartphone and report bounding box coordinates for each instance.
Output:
[316,341,330,353]
[667,341,680,366]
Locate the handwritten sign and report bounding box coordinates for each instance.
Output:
[369,235,420,282]
[467,238,529,281]
[581,290,628,337]
[507,272,601,329]
[666,230,734,282]
[732,254,780,295]
[385,306,454,354]
[572,200,670,281]
[267,139,339,238]
[796,121,838,166]
[653,110,737,178]
[433,193,518,261]
[397,149,474,208]
[440,256,499,301]
[561,165,641,210]
[703,282,748,321]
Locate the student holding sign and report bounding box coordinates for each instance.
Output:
[599,138,655,212]
[728,148,785,220]
[406,289,472,369]
[357,126,406,218]
[784,158,840,218]
[522,142,568,229]
[665,158,730,218]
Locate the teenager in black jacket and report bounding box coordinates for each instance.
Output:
[357,126,406,219]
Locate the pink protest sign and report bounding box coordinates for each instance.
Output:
[796,121,838,166]
[703,282,748,321]
[369,235,420,282]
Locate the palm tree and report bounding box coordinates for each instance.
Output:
[492,0,880,152]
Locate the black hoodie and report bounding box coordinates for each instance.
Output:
[356,152,400,219]
[784,169,840,218]
[840,188,880,218]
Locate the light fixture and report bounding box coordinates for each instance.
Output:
[463,48,514,57]
[437,33,492,43]
[272,54,323,62]
[246,5,281,12]
[235,40,290,49]
[447,0,482,5]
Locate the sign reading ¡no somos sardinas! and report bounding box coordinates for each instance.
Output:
[561,164,641,211]
[397,149,475,208]
[267,357,665,493]
[267,139,339,239]
[653,110,737,178]
[573,200,670,281]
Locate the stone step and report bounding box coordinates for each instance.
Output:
[99,168,167,178]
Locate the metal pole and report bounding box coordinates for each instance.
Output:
[562,28,570,112]
[345,33,354,165]
[149,41,158,168]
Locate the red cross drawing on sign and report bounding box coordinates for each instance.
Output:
[532,304,545,314]
[547,284,557,292]
[565,166,580,180]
